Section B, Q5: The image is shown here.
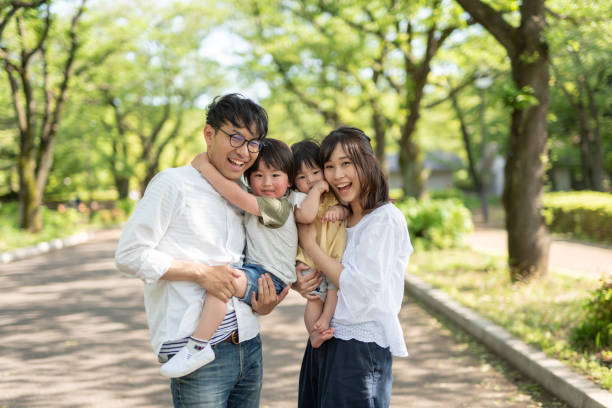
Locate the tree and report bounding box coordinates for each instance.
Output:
[0,0,86,231]
[454,0,550,281]
[233,0,465,197]
[547,0,611,191]
[89,2,224,197]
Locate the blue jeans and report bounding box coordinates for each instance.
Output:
[298,337,393,408]
[171,334,262,408]
[239,263,287,306]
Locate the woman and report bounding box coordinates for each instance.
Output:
[297,127,413,408]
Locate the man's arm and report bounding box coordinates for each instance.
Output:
[163,261,241,302]
[115,171,240,301]
[191,153,261,216]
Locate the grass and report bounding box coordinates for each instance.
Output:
[407,247,612,391]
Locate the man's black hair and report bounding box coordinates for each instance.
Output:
[206,93,268,139]
[245,139,295,185]
[290,140,320,181]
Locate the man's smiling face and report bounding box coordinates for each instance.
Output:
[204,122,260,181]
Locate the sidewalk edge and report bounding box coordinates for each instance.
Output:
[405,273,612,408]
[1,231,94,264]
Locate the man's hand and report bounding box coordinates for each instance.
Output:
[195,264,241,302]
[292,262,322,300]
[251,274,289,315]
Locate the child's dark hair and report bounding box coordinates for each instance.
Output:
[291,140,320,182]
[206,93,268,140]
[245,138,295,184]
[319,126,389,212]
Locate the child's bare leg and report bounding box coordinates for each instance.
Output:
[309,327,334,348]
[160,270,247,378]
[192,269,248,340]
[304,298,324,334]
[313,289,338,332]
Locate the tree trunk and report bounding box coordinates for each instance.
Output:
[398,140,424,199]
[504,49,550,281]
[371,100,388,177]
[456,0,550,281]
[18,154,42,232]
[115,177,129,200]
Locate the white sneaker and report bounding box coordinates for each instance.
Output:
[159,340,215,378]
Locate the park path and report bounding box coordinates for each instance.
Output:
[464,226,612,279]
[0,229,567,407]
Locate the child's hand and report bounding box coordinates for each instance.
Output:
[312,180,329,195]
[322,205,349,222]
[191,153,210,174]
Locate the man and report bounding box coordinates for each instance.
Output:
[115,93,286,407]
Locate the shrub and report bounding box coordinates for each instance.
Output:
[572,279,612,354]
[543,191,612,244]
[428,188,465,202]
[395,198,473,250]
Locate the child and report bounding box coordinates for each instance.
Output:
[160,138,322,378]
[291,140,348,348]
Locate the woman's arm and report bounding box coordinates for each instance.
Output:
[191,153,261,216]
[298,222,343,287]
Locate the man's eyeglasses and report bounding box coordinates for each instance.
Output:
[217,127,262,153]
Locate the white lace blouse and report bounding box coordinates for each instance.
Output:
[331,202,412,357]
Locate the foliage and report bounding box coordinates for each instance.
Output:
[572,279,612,356]
[407,248,611,389]
[0,200,131,252]
[547,0,612,189]
[396,198,473,250]
[0,202,86,252]
[543,191,612,244]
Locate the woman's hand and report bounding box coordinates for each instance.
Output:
[321,205,349,222]
[292,262,322,300]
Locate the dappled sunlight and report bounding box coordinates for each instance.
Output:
[0,236,171,407]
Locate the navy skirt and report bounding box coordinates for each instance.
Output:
[298,337,393,408]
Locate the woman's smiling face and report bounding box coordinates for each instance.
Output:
[323,144,361,210]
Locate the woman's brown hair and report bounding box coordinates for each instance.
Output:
[319,127,389,213]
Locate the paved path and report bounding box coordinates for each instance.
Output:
[464,227,612,279]
[0,230,566,407]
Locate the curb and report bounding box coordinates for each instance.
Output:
[0,231,94,264]
[405,273,612,408]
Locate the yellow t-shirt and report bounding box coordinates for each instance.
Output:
[296,191,347,268]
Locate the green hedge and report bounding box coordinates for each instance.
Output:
[395,198,473,250]
[543,191,612,244]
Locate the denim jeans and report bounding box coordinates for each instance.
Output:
[298,337,393,408]
[171,334,262,408]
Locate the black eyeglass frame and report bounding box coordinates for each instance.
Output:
[216,127,262,153]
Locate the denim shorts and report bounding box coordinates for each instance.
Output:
[238,263,287,306]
